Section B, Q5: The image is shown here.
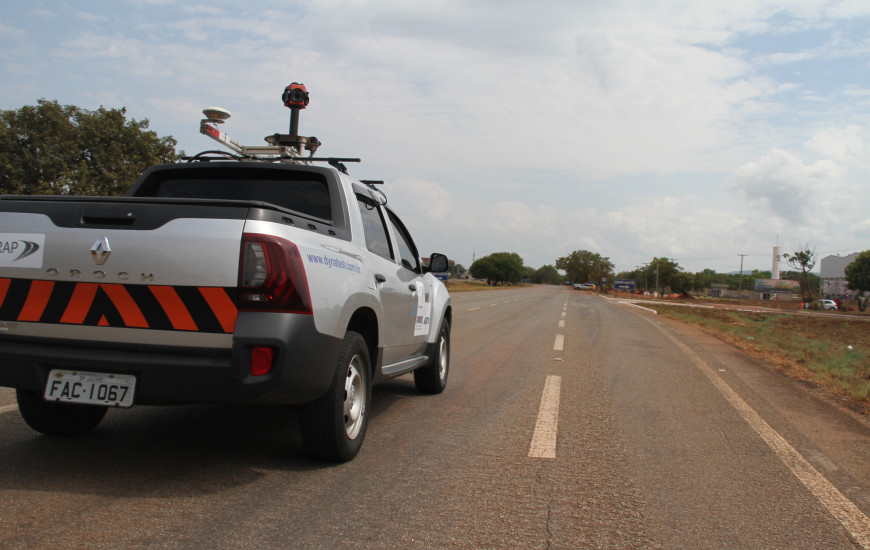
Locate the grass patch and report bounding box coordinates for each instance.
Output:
[444,280,531,292]
[647,305,870,413]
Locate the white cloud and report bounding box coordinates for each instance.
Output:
[805,125,868,163]
[729,148,842,226]
[0,22,26,39]
[75,11,109,23]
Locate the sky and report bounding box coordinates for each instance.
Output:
[2,1,869,275]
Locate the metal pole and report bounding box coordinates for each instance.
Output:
[737,254,747,302]
[289,109,300,136]
[655,260,660,297]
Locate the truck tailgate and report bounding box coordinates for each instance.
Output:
[0,199,247,348]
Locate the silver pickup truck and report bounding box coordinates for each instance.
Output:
[0,88,451,461]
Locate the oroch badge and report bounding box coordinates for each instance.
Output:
[90,237,111,265]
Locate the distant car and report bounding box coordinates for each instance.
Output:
[820,299,838,311]
[573,283,596,290]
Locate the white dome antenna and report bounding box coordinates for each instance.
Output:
[202,107,231,124]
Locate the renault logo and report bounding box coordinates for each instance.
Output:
[90,237,111,265]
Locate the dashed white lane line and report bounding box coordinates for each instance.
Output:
[657,326,870,548]
[1,404,17,414]
[554,334,564,351]
[529,375,562,459]
[558,320,565,328]
[466,307,482,311]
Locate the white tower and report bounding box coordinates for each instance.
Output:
[772,246,781,279]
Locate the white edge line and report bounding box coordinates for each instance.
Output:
[529,375,562,459]
[656,326,870,548]
[619,301,658,314]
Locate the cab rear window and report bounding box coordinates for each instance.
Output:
[138,167,332,221]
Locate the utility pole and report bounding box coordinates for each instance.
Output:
[737,254,747,301]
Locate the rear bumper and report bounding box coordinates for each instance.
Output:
[0,312,342,406]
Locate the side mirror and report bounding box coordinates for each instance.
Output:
[426,253,449,273]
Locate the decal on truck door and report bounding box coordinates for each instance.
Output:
[0,278,238,333]
[413,284,431,336]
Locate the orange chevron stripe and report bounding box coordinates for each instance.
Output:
[0,278,236,333]
[148,286,198,331]
[0,278,10,306]
[18,280,54,322]
[198,287,238,333]
[100,284,149,328]
[61,283,99,324]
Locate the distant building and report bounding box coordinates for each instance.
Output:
[707,283,729,298]
[820,252,860,298]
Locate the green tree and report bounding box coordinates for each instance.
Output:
[845,250,870,311]
[617,265,655,291]
[0,99,179,196]
[449,263,467,279]
[691,268,720,292]
[646,257,684,294]
[782,247,817,300]
[522,265,537,282]
[533,265,562,285]
[556,250,614,285]
[470,252,524,286]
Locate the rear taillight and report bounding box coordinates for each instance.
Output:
[239,234,312,314]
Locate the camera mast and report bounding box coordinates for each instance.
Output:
[197,83,360,172]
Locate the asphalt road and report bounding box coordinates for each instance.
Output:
[1,285,869,549]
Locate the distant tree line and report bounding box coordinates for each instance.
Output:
[468,247,836,301]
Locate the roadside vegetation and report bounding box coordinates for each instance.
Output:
[645,304,870,414]
[445,279,530,292]
[1,100,179,196]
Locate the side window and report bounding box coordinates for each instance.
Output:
[388,210,421,273]
[356,194,393,260]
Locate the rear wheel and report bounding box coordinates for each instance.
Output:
[414,319,450,394]
[300,331,371,462]
[16,388,107,436]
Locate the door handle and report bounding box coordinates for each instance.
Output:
[375,274,386,283]
[408,283,417,291]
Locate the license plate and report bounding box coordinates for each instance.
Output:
[44,370,136,408]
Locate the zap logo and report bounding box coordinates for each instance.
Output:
[0,234,45,268]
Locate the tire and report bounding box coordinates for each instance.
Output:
[300,331,371,462]
[414,319,450,395]
[16,388,108,436]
